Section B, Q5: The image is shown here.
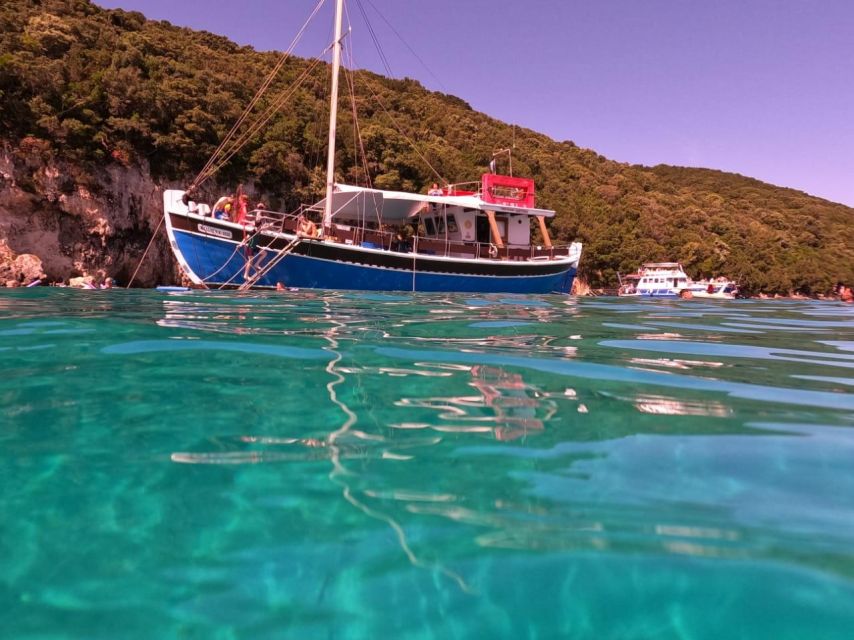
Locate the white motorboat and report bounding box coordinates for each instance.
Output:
[618,263,738,299]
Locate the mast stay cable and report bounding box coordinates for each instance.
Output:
[348,0,445,185]
[189,0,328,191]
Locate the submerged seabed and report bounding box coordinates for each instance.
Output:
[1,289,853,639]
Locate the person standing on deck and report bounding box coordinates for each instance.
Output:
[236,193,249,225]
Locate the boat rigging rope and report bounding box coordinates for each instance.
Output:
[357,0,448,93]
[342,59,385,230]
[358,75,445,185]
[199,57,327,185]
[343,67,371,189]
[189,0,328,191]
[350,0,445,185]
[351,0,393,77]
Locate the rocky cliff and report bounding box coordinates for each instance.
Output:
[0,140,178,287]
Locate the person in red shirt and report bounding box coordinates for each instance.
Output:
[236,193,249,225]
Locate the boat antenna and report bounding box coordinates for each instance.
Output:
[492,148,513,176]
[323,0,346,234]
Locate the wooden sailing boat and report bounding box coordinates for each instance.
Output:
[162,0,582,293]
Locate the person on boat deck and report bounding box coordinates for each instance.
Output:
[213,197,233,220]
[181,191,199,214]
[242,230,266,281]
[428,182,443,196]
[297,214,318,238]
[246,202,267,228]
[235,193,249,225]
[391,231,411,253]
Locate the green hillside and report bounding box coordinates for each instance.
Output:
[2,0,852,293]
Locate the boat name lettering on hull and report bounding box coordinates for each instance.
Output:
[198,224,232,240]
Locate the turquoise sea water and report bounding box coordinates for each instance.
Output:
[1,289,853,639]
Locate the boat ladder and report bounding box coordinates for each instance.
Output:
[237,236,302,291]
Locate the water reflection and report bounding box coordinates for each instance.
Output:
[599,392,732,417]
[629,357,726,370]
[122,292,854,590]
[469,365,552,440]
[393,365,556,441]
[7,289,854,639]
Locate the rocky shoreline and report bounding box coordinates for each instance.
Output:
[0,141,181,288]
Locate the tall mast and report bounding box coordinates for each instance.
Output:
[323,0,345,232]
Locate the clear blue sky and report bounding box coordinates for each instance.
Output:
[95,0,854,207]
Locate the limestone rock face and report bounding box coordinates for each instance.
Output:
[13,253,45,283]
[0,142,185,287]
[0,241,43,284]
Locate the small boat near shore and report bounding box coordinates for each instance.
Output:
[618,262,738,299]
[688,278,739,299]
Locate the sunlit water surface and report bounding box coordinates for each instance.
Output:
[2,289,853,639]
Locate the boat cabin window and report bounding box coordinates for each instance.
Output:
[422,213,459,238]
[476,215,491,244]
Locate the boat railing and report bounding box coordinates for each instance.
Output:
[442,181,480,197]
[252,208,301,235]
[402,235,575,261]
[248,207,575,261]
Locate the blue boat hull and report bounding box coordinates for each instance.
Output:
[169,222,577,294]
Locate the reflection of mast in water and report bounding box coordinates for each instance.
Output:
[167,296,473,592]
[320,304,473,593]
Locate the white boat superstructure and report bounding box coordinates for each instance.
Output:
[618,263,738,299]
[618,263,690,297]
[688,278,739,299]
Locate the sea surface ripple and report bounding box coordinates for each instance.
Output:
[1,289,853,639]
